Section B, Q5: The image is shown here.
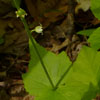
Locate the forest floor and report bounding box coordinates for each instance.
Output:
[0,0,100,100]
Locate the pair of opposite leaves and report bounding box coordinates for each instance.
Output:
[22,38,100,100]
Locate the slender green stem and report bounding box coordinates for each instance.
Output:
[13,0,20,9]
[13,0,55,89]
[21,18,55,88]
[54,63,73,89]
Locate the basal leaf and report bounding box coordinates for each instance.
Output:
[22,39,100,100]
[22,38,72,97]
[77,29,95,36]
[88,27,100,50]
[57,46,100,100]
[91,0,100,19]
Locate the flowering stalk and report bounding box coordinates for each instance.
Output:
[13,0,55,89]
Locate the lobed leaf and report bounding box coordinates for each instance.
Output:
[22,39,100,100]
[22,38,72,97]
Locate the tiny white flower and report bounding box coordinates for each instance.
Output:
[31,24,43,35]
[34,26,43,33]
[16,8,27,18]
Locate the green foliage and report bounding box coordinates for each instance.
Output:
[77,29,95,36]
[91,0,100,20]
[23,39,100,100]
[22,38,72,95]
[88,27,100,50]
[77,27,100,50]
[77,0,100,50]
